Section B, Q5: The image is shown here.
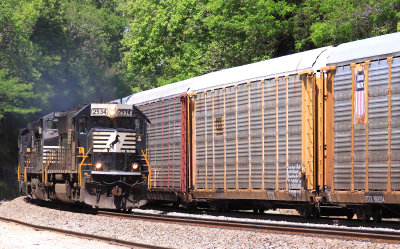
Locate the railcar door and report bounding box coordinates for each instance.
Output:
[300,71,318,191]
[320,67,336,192]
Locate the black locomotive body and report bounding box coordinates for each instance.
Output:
[18,103,150,210]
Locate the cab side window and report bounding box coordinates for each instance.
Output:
[135,119,144,135]
[78,117,88,134]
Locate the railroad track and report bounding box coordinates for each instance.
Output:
[98,210,400,243]
[0,215,168,249]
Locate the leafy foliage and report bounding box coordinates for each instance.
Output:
[0,69,38,119]
[294,0,400,50]
[120,0,297,89]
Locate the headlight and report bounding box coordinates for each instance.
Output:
[109,105,117,118]
[131,162,139,171]
[95,162,103,170]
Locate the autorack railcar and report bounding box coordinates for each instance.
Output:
[125,32,400,221]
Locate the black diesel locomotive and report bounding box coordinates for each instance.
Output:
[18,103,150,210]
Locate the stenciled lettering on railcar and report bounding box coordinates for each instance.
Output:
[267,190,276,200]
[287,163,302,190]
[214,116,225,136]
[365,192,385,203]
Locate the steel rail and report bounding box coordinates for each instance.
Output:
[0,216,168,249]
[98,210,400,243]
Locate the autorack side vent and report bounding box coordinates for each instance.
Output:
[90,131,136,153]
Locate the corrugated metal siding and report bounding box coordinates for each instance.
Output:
[194,75,303,191]
[287,75,302,181]
[195,92,206,188]
[138,98,181,189]
[353,122,366,190]
[172,98,181,188]
[225,87,237,189]
[334,65,352,190]
[277,78,287,189]
[368,59,389,190]
[250,81,263,189]
[391,57,400,190]
[333,57,400,191]
[264,79,277,189]
[214,89,224,189]
[206,92,213,188]
[237,84,249,189]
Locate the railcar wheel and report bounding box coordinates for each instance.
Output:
[356,207,370,222]
[188,202,197,213]
[312,208,320,219]
[297,206,312,219]
[346,211,354,220]
[372,207,382,223]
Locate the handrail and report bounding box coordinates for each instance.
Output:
[42,150,56,184]
[78,147,92,187]
[24,166,27,183]
[141,148,152,188]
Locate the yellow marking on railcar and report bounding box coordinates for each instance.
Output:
[301,72,316,190]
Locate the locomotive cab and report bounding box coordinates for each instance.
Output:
[73,103,149,209]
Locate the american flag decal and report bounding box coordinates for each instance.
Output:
[355,68,365,121]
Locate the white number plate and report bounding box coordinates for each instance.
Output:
[117,109,133,117]
[91,108,108,116]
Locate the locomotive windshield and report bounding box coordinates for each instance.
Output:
[92,117,135,130]
[45,119,58,130]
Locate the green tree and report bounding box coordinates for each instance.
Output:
[29,0,128,111]
[294,0,400,50]
[120,0,297,90]
[0,70,38,119]
[0,1,129,200]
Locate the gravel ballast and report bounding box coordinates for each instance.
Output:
[0,197,398,248]
[0,220,129,249]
